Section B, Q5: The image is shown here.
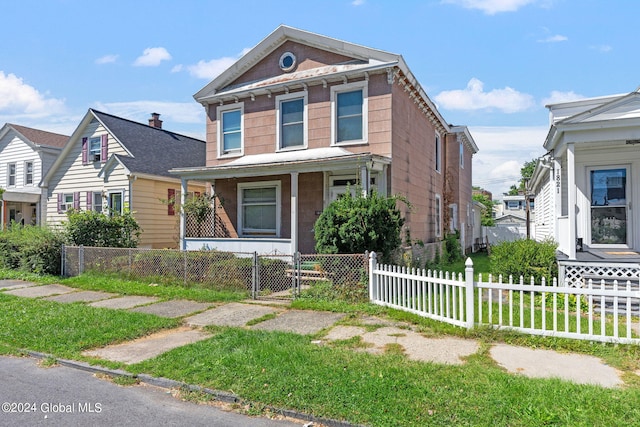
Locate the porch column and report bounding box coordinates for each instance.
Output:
[291,172,299,255]
[360,165,368,197]
[180,178,188,250]
[567,143,576,259]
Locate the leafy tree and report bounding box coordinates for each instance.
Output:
[64,209,141,248]
[314,188,408,263]
[509,159,537,194]
[472,193,495,226]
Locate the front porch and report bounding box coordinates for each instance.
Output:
[558,246,640,286]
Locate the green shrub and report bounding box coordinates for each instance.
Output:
[490,238,558,282]
[64,209,141,248]
[0,224,65,275]
[314,189,407,263]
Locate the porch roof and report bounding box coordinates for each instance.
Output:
[170,147,391,180]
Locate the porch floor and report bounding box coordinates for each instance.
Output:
[570,247,640,263]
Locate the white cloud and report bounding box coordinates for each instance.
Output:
[435,78,535,113]
[590,44,612,53]
[442,0,536,15]
[352,0,365,5]
[0,71,65,118]
[186,48,251,80]
[171,64,183,73]
[133,47,172,67]
[541,90,584,106]
[469,126,548,197]
[95,54,119,64]
[538,34,567,43]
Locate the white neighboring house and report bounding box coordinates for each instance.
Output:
[529,88,640,283]
[0,124,68,227]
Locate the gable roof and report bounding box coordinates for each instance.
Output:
[544,88,640,151]
[43,109,205,186]
[0,123,68,150]
[193,24,450,134]
[91,110,205,178]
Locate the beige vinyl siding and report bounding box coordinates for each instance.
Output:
[132,178,205,249]
[46,119,129,224]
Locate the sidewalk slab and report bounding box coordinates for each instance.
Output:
[45,291,117,303]
[89,295,160,310]
[83,327,211,364]
[185,303,280,327]
[490,344,623,388]
[252,310,345,335]
[3,284,76,298]
[129,300,213,318]
[0,280,35,291]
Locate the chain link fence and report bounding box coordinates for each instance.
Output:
[62,246,368,300]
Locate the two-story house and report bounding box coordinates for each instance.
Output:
[42,110,206,248]
[0,123,68,227]
[172,25,477,256]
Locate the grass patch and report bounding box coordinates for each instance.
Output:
[0,293,178,359]
[60,272,248,303]
[130,327,640,426]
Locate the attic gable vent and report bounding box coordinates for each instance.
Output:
[279,52,297,72]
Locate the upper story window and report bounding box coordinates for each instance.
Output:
[459,141,464,168]
[24,161,33,185]
[507,200,520,210]
[7,163,16,186]
[435,132,441,173]
[89,137,102,162]
[276,92,307,151]
[331,81,368,145]
[217,103,244,157]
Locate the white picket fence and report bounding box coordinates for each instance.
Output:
[368,252,640,344]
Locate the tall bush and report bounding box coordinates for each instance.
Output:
[314,189,407,263]
[64,209,141,248]
[0,224,65,275]
[490,238,558,282]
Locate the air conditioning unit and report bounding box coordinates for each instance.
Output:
[93,154,101,162]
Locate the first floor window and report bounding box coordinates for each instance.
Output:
[109,192,123,216]
[238,182,280,237]
[93,192,103,213]
[7,163,16,186]
[435,194,442,237]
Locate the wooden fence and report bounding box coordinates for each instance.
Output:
[368,253,640,344]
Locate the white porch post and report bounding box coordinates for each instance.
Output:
[567,143,576,259]
[180,178,188,250]
[360,165,368,196]
[291,172,299,255]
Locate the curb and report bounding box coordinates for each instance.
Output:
[25,350,361,427]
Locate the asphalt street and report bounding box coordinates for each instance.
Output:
[0,356,301,427]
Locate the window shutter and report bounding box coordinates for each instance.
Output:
[86,191,92,211]
[74,192,80,210]
[101,135,108,163]
[168,188,175,216]
[81,137,88,165]
[57,193,63,214]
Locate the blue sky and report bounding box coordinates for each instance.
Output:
[1,0,637,197]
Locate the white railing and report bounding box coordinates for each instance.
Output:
[369,252,640,344]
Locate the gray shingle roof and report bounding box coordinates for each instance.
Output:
[92,109,205,178]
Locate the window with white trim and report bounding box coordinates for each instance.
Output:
[217,103,244,157]
[92,192,103,213]
[237,181,281,237]
[331,81,368,145]
[276,92,307,150]
[89,136,102,162]
[7,163,16,186]
[62,193,74,212]
[109,192,123,216]
[24,161,33,185]
[435,132,441,173]
[435,194,442,237]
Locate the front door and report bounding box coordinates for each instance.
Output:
[589,167,630,247]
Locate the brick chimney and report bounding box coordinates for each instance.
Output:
[149,113,163,129]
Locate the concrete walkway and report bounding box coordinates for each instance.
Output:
[0,280,625,388]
